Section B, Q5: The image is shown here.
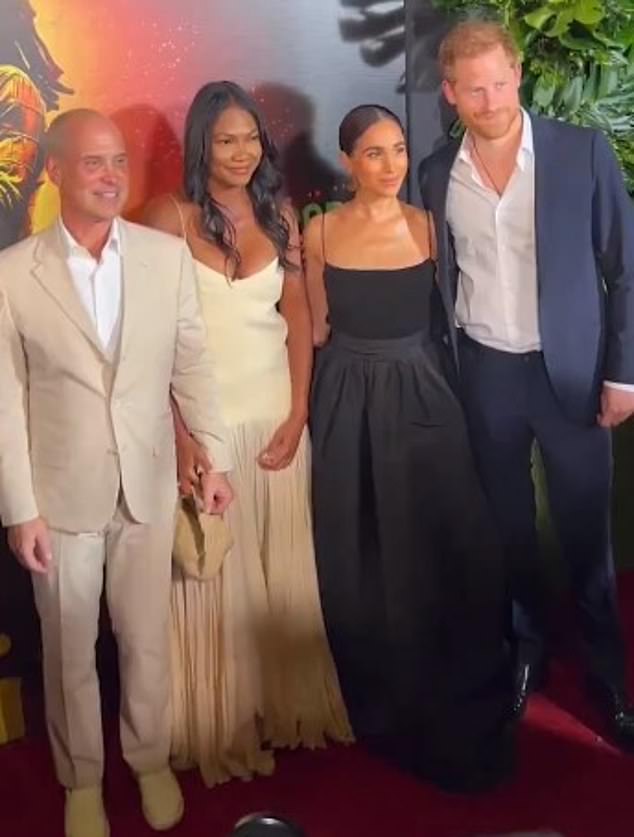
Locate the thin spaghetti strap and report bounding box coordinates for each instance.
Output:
[321,211,327,263]
[167,193,188,241]
[426,209,437,261]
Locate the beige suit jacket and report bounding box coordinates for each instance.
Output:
[0,219,230,531]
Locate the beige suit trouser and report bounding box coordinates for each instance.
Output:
[32,496,176,788]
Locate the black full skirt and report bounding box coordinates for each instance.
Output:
[310,331,513,788]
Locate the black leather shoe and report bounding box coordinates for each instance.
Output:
[511,660,547,720]
[586,678,634,752]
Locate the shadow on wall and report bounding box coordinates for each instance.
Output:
[343,1,456,200]
[339,0,406,83]
[253,82,347,226]
[406,0,456,140]
[111,104,183,221]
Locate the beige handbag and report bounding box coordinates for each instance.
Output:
[173,493,233,581]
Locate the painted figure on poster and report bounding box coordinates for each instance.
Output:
[0,0,71,249]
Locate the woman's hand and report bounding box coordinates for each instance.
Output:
[257,412,306,470]
[313,322,331,347]
[176,434,212,496]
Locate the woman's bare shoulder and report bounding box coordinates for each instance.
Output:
[401,201,430,226]
[305,204,348,238]
[401,202,435,259]
[141,193,195,238]
[303,209,335,258]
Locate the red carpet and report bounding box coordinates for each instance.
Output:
[3,577,634,836]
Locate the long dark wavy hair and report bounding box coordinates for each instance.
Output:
[183,81,294,276]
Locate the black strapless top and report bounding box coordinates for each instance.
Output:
[324,259,436,340]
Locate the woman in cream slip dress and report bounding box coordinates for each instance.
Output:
[144,81,351,789]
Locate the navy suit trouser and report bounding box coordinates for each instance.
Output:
[458,333,626,689]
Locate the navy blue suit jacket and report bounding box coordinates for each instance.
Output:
[418,113,634,425]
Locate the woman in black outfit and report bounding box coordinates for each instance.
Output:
[304,104,514,792]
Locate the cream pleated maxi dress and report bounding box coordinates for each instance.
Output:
[170,256,352,787]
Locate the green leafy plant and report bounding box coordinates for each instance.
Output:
[431,0,634,192]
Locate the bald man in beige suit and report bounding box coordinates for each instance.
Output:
[0,109,233,837]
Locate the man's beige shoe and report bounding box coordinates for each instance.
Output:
[137,767,184,830]
[64,786,110,837]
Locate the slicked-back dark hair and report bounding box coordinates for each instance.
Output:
[338,104,404,155]
[183,80,293,276]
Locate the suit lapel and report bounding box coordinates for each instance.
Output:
[422,140,460,296]
[115,221,149,375]
[31,224,105,357]
[430,141,460,228]
[424,142,460,360]
[530,113,550,291]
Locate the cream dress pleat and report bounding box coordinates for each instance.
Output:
[170,259,352,787]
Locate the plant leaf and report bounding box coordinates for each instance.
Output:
[532,75,558,108]
[560,75,584,113]
[573,0,604,26]
[558,31,606,51]
[546,10,574,37]
[524,6,556,30]
[582,64,599,101]
[597,64,620,98]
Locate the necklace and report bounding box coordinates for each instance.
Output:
[470,138,506,197]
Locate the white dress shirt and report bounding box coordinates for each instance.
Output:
[59,218,122,354]
[447,111,631,392]
[447,109,540,354]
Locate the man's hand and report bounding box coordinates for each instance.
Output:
[199,472,233,515]
[176,434,212,496]
[597,385,634,428]
[7,516,53,574]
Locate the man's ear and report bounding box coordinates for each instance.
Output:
[442,79,456,107]
[46,156,62,188]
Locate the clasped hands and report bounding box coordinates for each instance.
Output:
[8,454,234,574]
[178,412,305,506]
[176,436,233,514]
